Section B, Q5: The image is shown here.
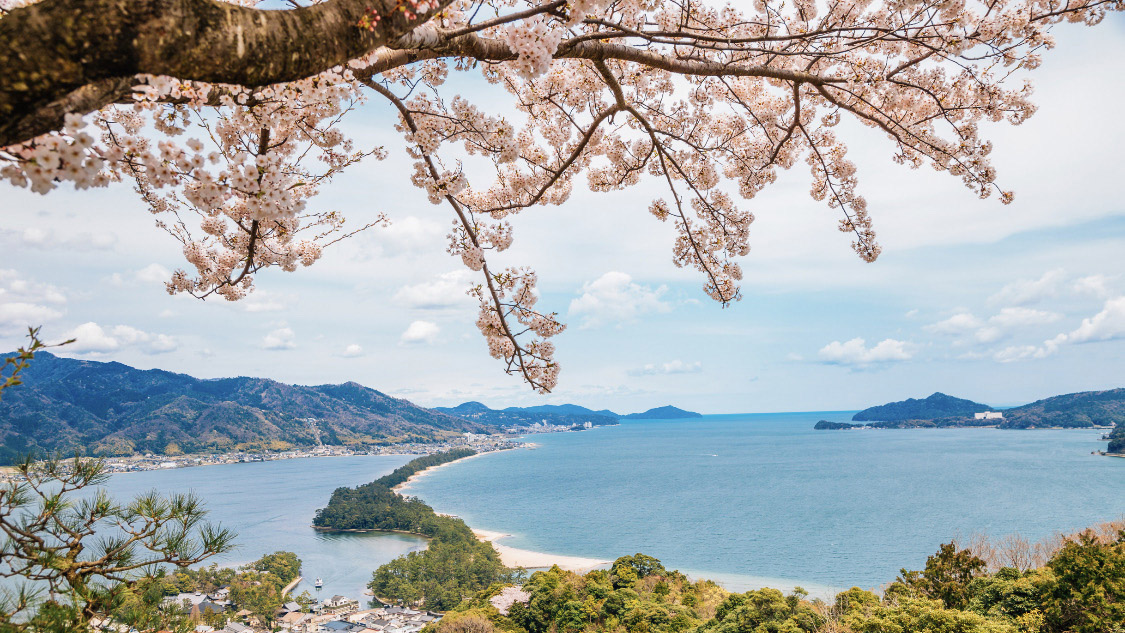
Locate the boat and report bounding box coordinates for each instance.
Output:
[315,577,323,589]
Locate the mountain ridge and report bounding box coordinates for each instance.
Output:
[852,392,993,422]
[0,352,487,464]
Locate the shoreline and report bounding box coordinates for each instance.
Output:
[390,446,612,572]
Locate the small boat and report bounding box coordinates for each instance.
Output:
[315,577,323,589]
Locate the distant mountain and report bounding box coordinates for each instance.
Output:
[1002,388,1125,429]
[623,406,702,420]
[435,401,618,428]
[814,420,862,430]
[504,404,619,417]
[819,389,1125,442]
[0,352,488,464]
[852,392,992,422]
[1109,423,1125,454]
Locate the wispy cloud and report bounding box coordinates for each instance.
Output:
[59,322,177,355]
[569,272,670,329]
[394,271,475,310]
[628,360,702,376]
[400,320,440,345]
[818,338,913,367]
[262,326,297,350]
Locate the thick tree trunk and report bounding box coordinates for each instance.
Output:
[0,0,451,146]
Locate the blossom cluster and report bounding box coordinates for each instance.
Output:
[2,0,1121,392]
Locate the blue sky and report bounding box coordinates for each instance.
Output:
[2,17,1124,414]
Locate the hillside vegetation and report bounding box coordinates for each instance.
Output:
[313,449,478,535]
[0,352,486,464]
[435,401,618,428]
[431,524,1125,633]
[313,450,517,610]
[833,389,1125,436]
[852,392,992,422]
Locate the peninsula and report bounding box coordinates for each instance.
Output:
[815,388,1125,454]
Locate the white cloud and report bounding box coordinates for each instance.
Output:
[60,322,178,355]
[15,227,117,251]
[134,263,171,284]
[1073,274,1115,299]
[369,216,445,257]
[628,360,702,376]
[818,338,913,366]
[925,312,983,335]
[341,343,364,357]
[1049,296,1125,346]
[400,320,440,345]
[0,270,67,329]
[994,345,1046,363]
[926,307,1061,346]
[262,327,297,350]
[994,297,1125,361]
[988,307,1062,328]
[989,269,1066,306]
[0,302,64,327]
[242,291,293,313]
[393,271,475,310]
[568,272,670,329]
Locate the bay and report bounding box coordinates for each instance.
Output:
[95,455,428,603]
[403,413,1125,594]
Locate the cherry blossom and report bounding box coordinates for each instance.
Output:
[2,0,1121,391]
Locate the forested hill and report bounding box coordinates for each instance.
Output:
[0,352,488,463]
[821,389,1125,440]
[852,392,992,422]
[434,401,619,427]
[1002,388,1125,429]
[623,405,703,419]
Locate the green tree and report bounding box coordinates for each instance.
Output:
[1041,531,1125,633]
[889,542,988,609]
[251,551,302,586]
[231,581,284,628]
[696,588,821,633]
[842,596,1015,633]
[0,453,235,631]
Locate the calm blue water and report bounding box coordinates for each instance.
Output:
[96,456,428,603]
[404,413,1125,593]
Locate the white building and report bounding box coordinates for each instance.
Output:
[974,411,1003,420]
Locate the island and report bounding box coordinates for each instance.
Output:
[814,420,865,430]
[815,388,1125,456]
[622,405,703,420]
[851,392,993,422]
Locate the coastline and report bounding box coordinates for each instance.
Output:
[391,451,490,495]
[391,445,611,572]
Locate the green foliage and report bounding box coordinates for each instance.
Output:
[251,550,302,586]
[1108,421,1125,454]
[508,557,730,633]
[841,596,1017,633]
[852,392,993,422]
[888,542,987,609]
[1040,531,1125,633]
[314,449,477,534]
[369,536,516,610]
[966,567,1052,621]
[322,451,511,610]
[373,449,478,489]
[696,587,822,633]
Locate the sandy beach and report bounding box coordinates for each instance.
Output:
[473,529,610,573]
[392,450,609,572]
[391,451,489,494]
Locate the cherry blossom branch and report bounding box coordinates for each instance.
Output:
[0,0,456,146]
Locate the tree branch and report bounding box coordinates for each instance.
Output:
[0,0,455,146]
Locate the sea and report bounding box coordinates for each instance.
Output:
[89,412,1123,602]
